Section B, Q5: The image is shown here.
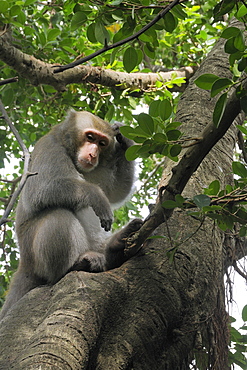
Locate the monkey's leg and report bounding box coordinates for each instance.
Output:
[70,251,106,273]
[0,265,45,320]
[32,209,89,283]
[105,219,143,270]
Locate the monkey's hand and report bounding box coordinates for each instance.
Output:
[112,122,133,150]
[81,183,113,232]
[71,251,106,273]
[92,200,113,232]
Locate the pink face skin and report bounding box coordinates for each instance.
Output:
[77,129,110,172]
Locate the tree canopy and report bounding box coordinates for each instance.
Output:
[0,0,247,369]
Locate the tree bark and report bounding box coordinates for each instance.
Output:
[0,20,246,370]
[0,31,195,92]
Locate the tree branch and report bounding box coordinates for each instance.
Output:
[53,0,181,73]
[0,77,18,86]
[0,31,196,92]
[125,82,245,256]
[0,101,36,226]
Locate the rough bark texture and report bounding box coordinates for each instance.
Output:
[0,20,246,370]
[0,31,195,92]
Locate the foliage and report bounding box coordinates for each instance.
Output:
[229,305,247,369]
[0,0,247,368]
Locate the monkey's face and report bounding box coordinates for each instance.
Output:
[76,129,111,172]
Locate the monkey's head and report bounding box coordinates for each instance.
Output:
[62,110,116,173]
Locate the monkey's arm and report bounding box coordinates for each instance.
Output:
[106,123,135,204]
[19,142,113,231]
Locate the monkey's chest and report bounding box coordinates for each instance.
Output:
[75,207,110,251]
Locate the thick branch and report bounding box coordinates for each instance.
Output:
[0,34,195,91]
[126,70,245,256]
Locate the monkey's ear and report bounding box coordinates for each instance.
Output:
[66,109,77,120]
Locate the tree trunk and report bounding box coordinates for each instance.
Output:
[0,21,246,370]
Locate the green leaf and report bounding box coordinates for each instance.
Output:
[123,47,138,73]
[236,4,247,18]
[234,32,245,52]
[163,12,177,33]
[225,37,240,54]
[10,5,21,16]
[203,205,222,212]
[16,11,26,25]
[153,133,167,143]
[232,161,247,178]
[237,125,247,135]
[25,0,36,4]
[37,32,46,46]
[175,194,184,207]
[144,43,155,59]
[205,180,220,195]
[149,100,160,117]
[71,12,87,31]
[47,28,60,41]
[166,129,181,141]
[193,194,211,209]
[213,92,227,127]
[238,57,247,72]
[119,125,138,139]
[133,126,150,138]
[242,305,247,321]
[95,21,110,45]
[30,132,36,142]
[239,225,247,238]
[162,200,177,209]
[169,144,181,157]
[0,1,10,13]
[194,74,219,90]
[171,4,187,20]
[159,99,172,120]
[211,78,232,97]
[137,113,154,135]
[221,27,240,39]
[87,23,97,43]
[215,0,236,17]
[217,215,234,231]
[105,105,114,122]
[125,145,140,161]
[229,51,243,67]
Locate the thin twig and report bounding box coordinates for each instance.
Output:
[0,100,36,226]
[233,260,247,280]
[0,77,18,86]
[54,0,181,73]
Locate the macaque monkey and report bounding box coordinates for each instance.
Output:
[0,110,143,320]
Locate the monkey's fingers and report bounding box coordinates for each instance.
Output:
[124,218,143,238]
[111,122,123,133]
[101,218,112,232]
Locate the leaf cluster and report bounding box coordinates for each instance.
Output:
[162,161,247,236]
[229,305,247,370]
[120,100,183,161]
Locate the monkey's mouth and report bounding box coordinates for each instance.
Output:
[77,159,96,172]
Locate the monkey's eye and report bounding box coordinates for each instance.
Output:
[99,140,108,147]
[86,133,95,142]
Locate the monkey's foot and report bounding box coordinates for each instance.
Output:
[71,251,106,273]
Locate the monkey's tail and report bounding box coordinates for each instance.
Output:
[0,268,44,321]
